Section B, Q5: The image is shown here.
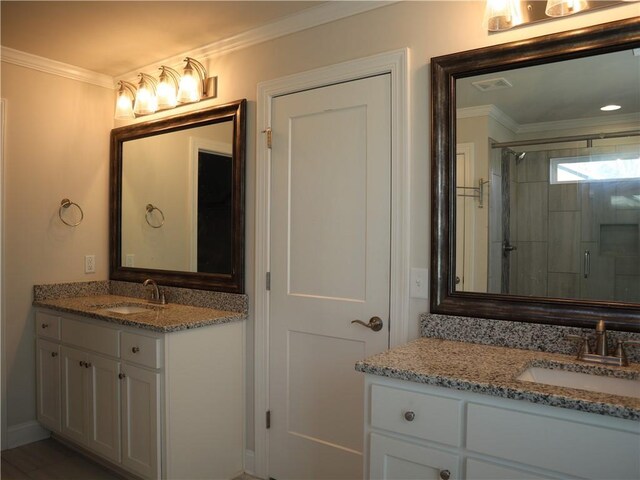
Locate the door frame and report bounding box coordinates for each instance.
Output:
[253,48,410,478]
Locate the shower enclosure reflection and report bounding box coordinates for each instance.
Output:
[455,48,640,303]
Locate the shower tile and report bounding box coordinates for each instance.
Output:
[615,256,640,276]
[516,151,548,183]
[580,182,616,242]
[615,274,640,302]
[488,241,503,294]
[489,172,502,242]
[515,241,547,296]
[614,181,640,210]
[548,272,579,299]
[580,241,615,301]
[516,182,548,242]
[549,183,580,211]
[548,211,580,273]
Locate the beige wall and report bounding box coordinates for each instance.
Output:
[1,62,113,428]
[2,0,638,450]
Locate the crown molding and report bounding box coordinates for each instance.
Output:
[517,111,640,134]
[117,1,397,80]
[457,104,520,133]
[0,46,114,88]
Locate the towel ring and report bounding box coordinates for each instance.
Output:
[59,198,83,227]
[145,204,165,228]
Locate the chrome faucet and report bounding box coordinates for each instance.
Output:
[567,320,639,367]
[143,278,166,305]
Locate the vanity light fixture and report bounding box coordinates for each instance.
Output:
[177,57,217,104]
[115,81,137,119]
[156,66,181,109]
[133,73,158,116]
[114,56,218,119]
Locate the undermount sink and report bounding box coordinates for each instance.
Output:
[103,304,156,315]
[517,366,640,399]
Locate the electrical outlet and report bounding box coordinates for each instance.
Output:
[410,267,429,299]
[85,255,96,274]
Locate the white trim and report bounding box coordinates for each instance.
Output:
[0,47,114,89]
[517,111,640,135]
[243,449,255,476]
[457,105,520,134]
[253,48,410,479]
[0,99,5,451]
[6,421,50,449]
[117,1,397,80]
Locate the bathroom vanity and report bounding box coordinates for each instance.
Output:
[357,338,640,480]
[34,294,245,480]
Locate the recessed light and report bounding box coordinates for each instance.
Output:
[600,104,622,112]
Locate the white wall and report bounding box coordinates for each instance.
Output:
[2,0,638,451]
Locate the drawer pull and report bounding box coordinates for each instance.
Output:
[118,373,126,380]
[404,411,415,422]
[41,323,49,329]
[439,470,450,480]
[51,352,58,358]
[132,346,140,353]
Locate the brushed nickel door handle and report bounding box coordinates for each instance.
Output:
[351,316,384,332]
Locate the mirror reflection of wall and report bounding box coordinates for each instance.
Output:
[455,48,640,302]
[121,120,233,273]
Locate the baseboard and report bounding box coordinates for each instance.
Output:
[5,420,50,449]
[244,449,255,475]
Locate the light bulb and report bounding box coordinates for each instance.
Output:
[133,75,157,115]
[115,90,134,119]
[157,67,178,109]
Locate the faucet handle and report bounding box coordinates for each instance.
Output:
[565,334,592,357]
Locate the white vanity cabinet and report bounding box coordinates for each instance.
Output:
[364,375,640,480]
[35,308,245,480]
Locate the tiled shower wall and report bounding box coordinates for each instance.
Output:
[490,143,640,301]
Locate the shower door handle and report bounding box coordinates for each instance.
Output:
[584,250,591,279]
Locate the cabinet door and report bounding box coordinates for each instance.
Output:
[466,458,557,479]
[36,339,61,432]
[369,433,458,480]
[61,346,88,444]
[121,363,161,480]
[87,355,121,463]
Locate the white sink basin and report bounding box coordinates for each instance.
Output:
[517,366,640,398]
[104,305,154,315]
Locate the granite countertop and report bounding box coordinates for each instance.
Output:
[34,294,245,333]
[356,337,640,421]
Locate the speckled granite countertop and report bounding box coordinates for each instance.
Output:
[356,338,640,420]
[34,294,245,333]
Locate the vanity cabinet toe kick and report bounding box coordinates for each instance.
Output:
[35,308,245,480]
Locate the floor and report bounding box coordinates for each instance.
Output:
[1,438,260,480]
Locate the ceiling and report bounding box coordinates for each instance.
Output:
[0,1,323,77]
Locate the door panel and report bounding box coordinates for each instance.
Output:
[36,339,61,432]
[61,346,87,444]
[87,355,121,463]
[269,74,391,479]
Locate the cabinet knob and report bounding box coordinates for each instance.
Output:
[79,361,85,367]
[118,373,126,380]
[404,411,415,422]
[51,352,58,358]
[439,469,451,480]
[85,362,92,369]
[132,346,140,354]
[41,323,49,329]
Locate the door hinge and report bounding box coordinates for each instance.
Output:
[263,127,272,149]
[266,410,271,429]
[266,271,271,291]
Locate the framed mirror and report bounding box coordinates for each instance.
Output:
[431,18,640,332]
[110,99,246,293]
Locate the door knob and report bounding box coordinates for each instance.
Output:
[439,470,451,480]
[351,316,383,332]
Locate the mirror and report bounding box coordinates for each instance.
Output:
[430,18,640,332]
[110,100,246,293]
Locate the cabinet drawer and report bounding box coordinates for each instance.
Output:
[36,311,60,340]
[370,384,460,446]
[61,318,119,357]
[121,332,162,369]
[467,403,640,480]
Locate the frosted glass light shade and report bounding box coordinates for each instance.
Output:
[115,90,134,119]
[545,0,588,17]
[177,65,200,103]
[133,74,157,115]
[484,0,523,31]
[157,67,179,109]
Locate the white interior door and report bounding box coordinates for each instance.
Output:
[269,74,391,479]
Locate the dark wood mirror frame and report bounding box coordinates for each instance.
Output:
[110,99,246,293]
[430,18,640,332]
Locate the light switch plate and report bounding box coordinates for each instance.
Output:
[410,267,429,299]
